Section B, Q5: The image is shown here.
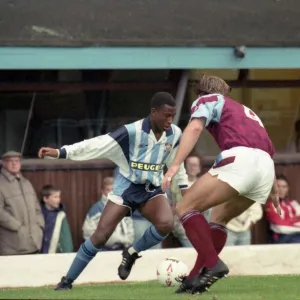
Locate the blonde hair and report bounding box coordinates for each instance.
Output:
[194,75,231,96]
[103,176,114,187]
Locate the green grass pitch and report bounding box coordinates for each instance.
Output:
[0,275,298,299]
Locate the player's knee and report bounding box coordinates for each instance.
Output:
[91,227,111,248]
[155,218,174,235]
[175,201,197,216]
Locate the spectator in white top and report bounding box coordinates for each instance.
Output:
[225,203,263,246]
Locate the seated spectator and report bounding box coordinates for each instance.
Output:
[83,176,134,251]
[225,203,263,246]
[40,185,73,253]
[265,174,300,244]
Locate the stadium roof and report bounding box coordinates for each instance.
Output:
[1,0,300,47]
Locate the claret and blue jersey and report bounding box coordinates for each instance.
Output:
[190,94,275,157]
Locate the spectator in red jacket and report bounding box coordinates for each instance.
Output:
[265,174,300,243]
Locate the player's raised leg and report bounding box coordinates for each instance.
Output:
[175,172,238,293]
[118,194,173,280]
[189,196,255,292]
[55,201,130,290]
[210,196,254,248]
[188,197,255,279]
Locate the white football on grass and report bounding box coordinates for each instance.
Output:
[156,257,188,287]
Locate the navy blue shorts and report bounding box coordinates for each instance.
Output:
[109,174,165,211]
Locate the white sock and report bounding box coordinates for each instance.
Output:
[128,247,138,255]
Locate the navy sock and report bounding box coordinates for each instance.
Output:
[66,238,101,281]
[132,225,167,253]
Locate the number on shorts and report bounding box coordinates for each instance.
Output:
[243,105,264,128]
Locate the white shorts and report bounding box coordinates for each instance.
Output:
[209,146,275,204]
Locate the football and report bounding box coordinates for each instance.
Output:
[156,257,189,287]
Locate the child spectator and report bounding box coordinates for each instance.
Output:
[40,185,74,253]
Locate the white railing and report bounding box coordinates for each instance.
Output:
[0,244,298,288]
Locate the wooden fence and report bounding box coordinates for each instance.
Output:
[2,153,300,250]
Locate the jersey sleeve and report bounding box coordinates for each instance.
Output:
[165,128,189,188]
[190,94,224,127]
[58,126,129,166]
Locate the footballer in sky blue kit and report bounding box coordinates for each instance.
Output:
[38,92,189,290]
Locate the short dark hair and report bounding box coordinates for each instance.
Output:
[150,92,176,110]
[40,185,60,202]
[276,174,288,184]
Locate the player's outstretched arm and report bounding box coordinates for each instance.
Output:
[38,147,60,159]
[172,119,204,166]
[162,119,204,191]
[38,134,121,162]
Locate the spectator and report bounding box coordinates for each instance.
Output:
[0,151,44,255]
[83,176,135,251]
[265,174,300,243]
[169,153,209,247]
[225,203,263,246]
[185,153,203,183]
[40,185,73,253]
[186,153,211,220]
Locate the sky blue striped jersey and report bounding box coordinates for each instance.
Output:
[59,116,188,188]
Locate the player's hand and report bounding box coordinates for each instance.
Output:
[270,192,281,215]
[38,147,59,159]
[162,164,180,192]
